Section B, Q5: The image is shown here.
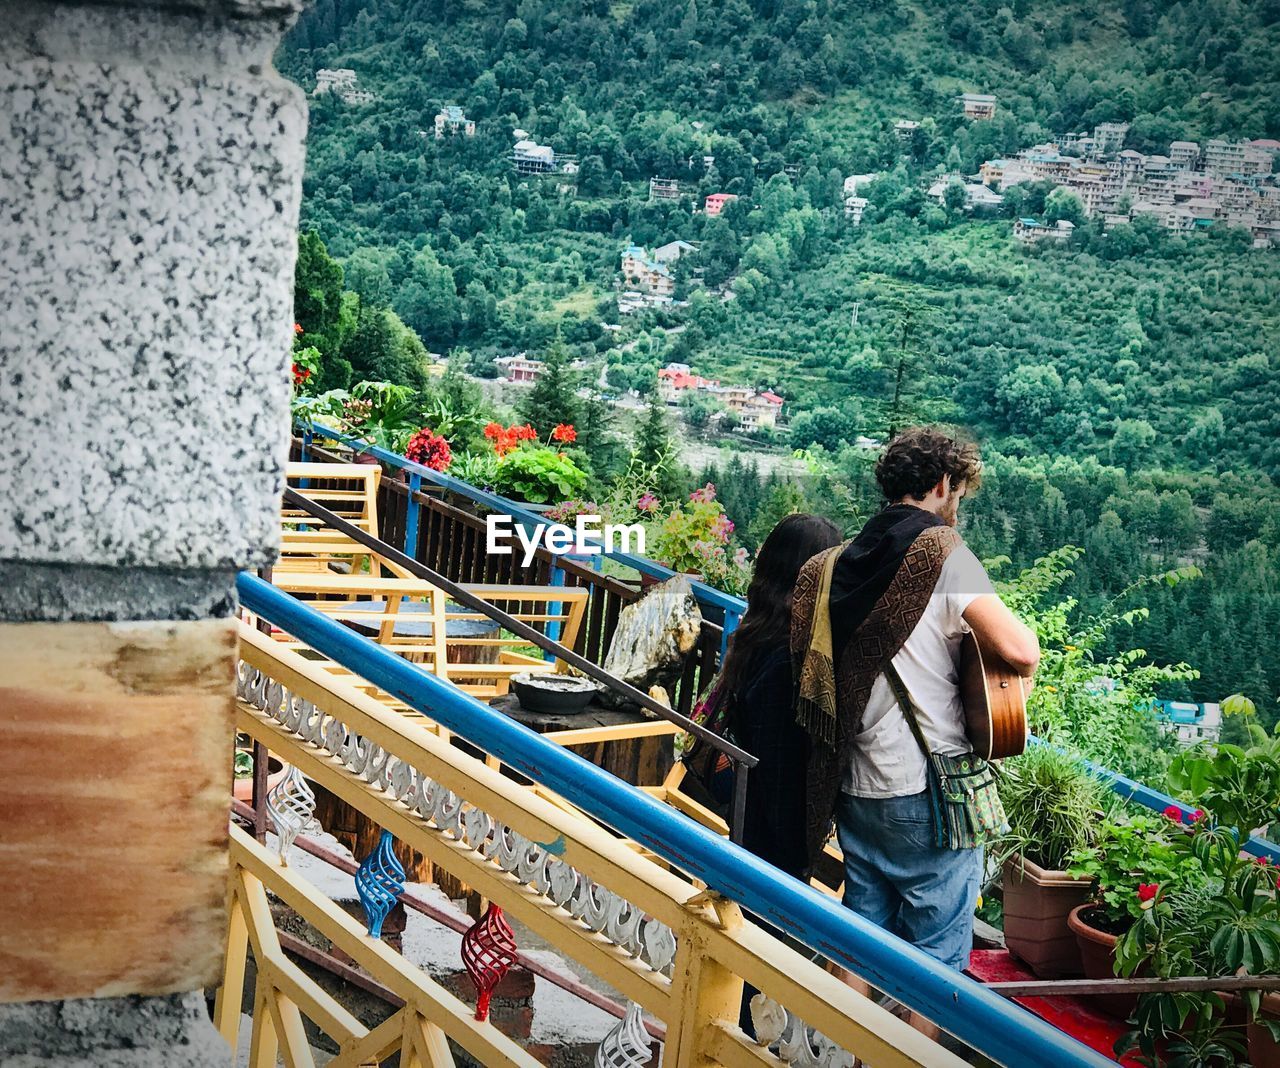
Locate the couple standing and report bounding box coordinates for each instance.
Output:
[717,427,1039,1038]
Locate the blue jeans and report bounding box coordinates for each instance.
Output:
[835,790,983,971]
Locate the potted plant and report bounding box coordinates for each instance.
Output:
[343,380,420,458]
[997,745,1104,977]
[232,741,288,803]
[647,484,741,583]
[1067,811,1203,1018]
[1113,695,1280,1065]
[483,423,589,506]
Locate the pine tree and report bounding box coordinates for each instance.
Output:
[517,335,581,433]
[636,394,686,498]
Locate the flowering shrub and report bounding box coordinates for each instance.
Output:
[650,484,735,573]
[490,447,588,504]
[290,323,320,395]
[404,428,453,472]
[643,483,754,594]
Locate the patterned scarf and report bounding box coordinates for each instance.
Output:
[790,505,961,864]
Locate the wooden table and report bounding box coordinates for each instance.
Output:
[487,692,676,788]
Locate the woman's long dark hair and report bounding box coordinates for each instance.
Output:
[718,513,842,704]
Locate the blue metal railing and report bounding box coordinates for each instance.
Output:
[239,572,1111,1068]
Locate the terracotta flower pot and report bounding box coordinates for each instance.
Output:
[232,755,288,803]
[1002,855,1092,978]
[1068,903,1139,1020]
[1249,993,1280,1068]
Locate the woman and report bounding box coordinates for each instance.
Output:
[718,512,842,879]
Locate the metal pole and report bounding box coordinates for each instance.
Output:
[280,488,756,769]
[404,472,421,557]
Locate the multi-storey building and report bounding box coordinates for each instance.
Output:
[650,178,681,201]
[1169,141,1200,170]
[434,106,475,138]
[960,93,997,120]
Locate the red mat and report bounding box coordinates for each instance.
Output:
[967,950,1142,1065]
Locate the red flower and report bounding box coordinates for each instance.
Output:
[1162,805,1183,822]
[293,322,304,335]
[291,363,312,387]
[405,428,452,472]
[516,424,537,440]
[1189,809,1206,824]
[551,423,577,444]
[1137,883,1159,906]
[1256,856,1272,867]
[483,422,503,439]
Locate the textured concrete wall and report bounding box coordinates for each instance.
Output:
[0,0,306,570]
[0,0,306,1060]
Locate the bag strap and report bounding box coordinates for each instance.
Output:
[883,661,934,761]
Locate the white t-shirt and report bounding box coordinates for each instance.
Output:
[841,544,995,798]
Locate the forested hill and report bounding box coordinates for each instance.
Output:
[277,0,1280,476]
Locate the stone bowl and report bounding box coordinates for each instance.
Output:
[510,672,598,715]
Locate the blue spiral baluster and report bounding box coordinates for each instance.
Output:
[355,830,405,938]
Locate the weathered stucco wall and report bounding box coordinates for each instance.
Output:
[0,0,306,570]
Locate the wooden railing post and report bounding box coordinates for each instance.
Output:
[663,896,746,1068]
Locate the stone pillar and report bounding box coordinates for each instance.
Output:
[0,0,305,1060]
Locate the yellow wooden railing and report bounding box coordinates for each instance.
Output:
[225,621,966,1067]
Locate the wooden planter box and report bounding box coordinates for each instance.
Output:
[1002,855,1092,979]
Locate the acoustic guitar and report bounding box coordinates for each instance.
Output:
[959,631,1030,760]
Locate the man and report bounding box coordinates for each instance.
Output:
[791,426,1038,1038]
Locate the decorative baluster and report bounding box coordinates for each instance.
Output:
[355,829,405,939]
[266,765,317,864]
[461,904,518,1022]
[594,1002,652,1068]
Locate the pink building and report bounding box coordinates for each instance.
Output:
[704,193,738,217]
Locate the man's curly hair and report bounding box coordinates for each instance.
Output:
[875,426,983,502]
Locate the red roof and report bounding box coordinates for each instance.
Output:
[658,369,718,390]
[1250,139,1280,150]
[758,391,784,405]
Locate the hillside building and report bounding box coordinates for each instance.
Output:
[314,68,375,106]
[620,243,675,304]
[513,138,556,174]
[652,240,698,263]
[495,353,544,383]
[960,93,997,120]
[845,195,868,224]
[1013,218,1075,244]
[1154,700,1222,745]
[893,120,920,142]
[434,105,475,138]
[704,192,738,216]
[650,178,681,201]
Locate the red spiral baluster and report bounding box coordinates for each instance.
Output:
[461,904,518,1021]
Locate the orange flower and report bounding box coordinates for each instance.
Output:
[551,423,577,444]
[293,322,304,334]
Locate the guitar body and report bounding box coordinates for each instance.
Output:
[959,631,1029,760]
